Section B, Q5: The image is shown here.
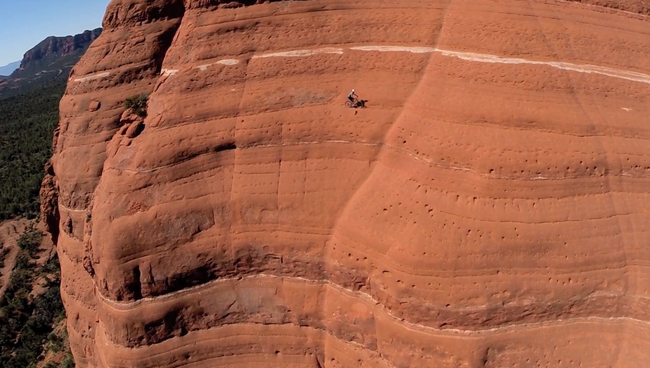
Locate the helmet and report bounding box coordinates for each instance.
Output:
[352,89,355,92]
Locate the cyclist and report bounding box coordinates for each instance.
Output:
[347,89,358,106]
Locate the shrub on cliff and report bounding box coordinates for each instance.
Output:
[124,93,149,117]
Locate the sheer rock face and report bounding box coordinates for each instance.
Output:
[41,0,650,367]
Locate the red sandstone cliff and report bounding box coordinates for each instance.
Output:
[42,0,650,367]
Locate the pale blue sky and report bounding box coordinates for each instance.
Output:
[0,0,110,66]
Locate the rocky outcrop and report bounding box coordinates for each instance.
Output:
[42,0,650,367]
[19,28,102,70]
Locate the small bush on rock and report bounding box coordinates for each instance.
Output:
[124,93,149,117]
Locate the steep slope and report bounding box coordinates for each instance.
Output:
[42,0,650,367]
[0,28,102,99]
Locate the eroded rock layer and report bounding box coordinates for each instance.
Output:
[42,0,650,367]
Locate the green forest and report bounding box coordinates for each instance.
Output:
[0,75,74,367]
[0,77,66,220]
[0,225,70,368]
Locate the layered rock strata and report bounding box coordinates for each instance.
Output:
[42,0,650,367]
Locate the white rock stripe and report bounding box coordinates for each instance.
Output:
[73,71,110,82]
[251,47,344,58]
[216,59,239,65]
[160,69,178,76]
[350,45,437,53]
[73,45,650,86]
[439,49,650,85]
[197,59,240,71]
[351,46,650,85]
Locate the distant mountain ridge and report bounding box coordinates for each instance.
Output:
[0,61,20,77]
[0,28,102,99]
[17,28,102,73]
